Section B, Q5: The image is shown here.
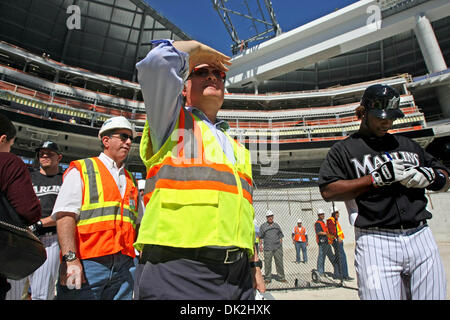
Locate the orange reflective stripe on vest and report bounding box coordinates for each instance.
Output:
[71,157,138,260]
[144,158,253,206]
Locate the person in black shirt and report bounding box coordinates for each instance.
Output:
[318,84,449,300]
[7,141,63,300]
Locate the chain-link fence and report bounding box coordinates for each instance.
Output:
[253,170,348,291]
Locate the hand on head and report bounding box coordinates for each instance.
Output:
[173,40,232,73]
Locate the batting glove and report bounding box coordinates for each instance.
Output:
[400,166,435,188]
[371,159,406,187]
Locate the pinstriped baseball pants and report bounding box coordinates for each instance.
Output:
[355,225,446,300]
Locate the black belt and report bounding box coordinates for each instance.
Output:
[140,245,246,265]
[374,220,427,230]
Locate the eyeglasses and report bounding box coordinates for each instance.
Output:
[188,67,226,82]
[110,133,133,142]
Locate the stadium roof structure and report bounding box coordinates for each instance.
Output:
[226,0,450,95]
[0,0,191,82]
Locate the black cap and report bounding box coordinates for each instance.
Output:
[35,141,61,154]
[361,84,404,120]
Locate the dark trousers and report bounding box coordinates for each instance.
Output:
[134,247,254,300]
[332,241,349,279]
[317,242,337,275]
[0,276,10,300]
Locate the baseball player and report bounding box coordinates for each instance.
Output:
[318,84,450,300]
[6,141,63,300]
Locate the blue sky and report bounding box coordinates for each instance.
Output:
[145,0,360,56]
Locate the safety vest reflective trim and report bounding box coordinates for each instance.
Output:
[294,226,306,242]
[176,107,203,160]
[240,177,252,196]
[77,206,138,228]
[81,158,101,204]
[145,164,236,192]
[144,164,253,204]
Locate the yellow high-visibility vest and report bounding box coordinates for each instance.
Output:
[135,107,255,255]
[326,217,344,244]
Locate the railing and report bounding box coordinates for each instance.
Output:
[1,76,426,143]
[0,80,147,125]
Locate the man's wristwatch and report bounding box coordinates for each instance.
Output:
[29,220,43,235]
[62,251,77,262]
[250,260,262,268]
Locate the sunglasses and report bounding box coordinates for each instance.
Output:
[39,150,58,158]
[110,133,133,142]
[188,67,226,82]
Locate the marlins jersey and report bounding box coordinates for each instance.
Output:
[30,169,63,234]
[318,132,449,228]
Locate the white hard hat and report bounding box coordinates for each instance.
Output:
[266,210,274,217]
[317,208,325,215]
[98,116,135,139]
[297,219,302,224]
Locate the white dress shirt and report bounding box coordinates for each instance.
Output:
[51,153,144,220]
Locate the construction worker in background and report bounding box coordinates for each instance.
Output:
[134,39,264,299]
[52,116,141,300]
[259,210,287,284]
[254,219,260,255]
[292,219,308,263]
[327,210,354,281]
[315,208,338,278]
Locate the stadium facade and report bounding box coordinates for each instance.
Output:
[0,0,449,178]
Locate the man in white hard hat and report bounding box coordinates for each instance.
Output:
[292,219,308,264]
[51,116,141,300]
[259,210,287,284]
[315,208,338,278]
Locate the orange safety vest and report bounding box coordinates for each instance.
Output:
[68,157,139,260]
[327,217,344,244]
[293,226,306,242]
[315,220,328,244]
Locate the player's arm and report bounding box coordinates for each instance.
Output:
[399,145,450,191]
[320,175,373,202]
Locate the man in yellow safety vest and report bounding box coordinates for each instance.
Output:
[327,210,354,281]
[134,39,265,299]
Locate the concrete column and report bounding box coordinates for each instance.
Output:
[414,14,447,73]
[414,14,450,118]
[53,70,60,83]
[254,81,259,95]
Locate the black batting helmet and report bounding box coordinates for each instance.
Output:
[361,84,404,120]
